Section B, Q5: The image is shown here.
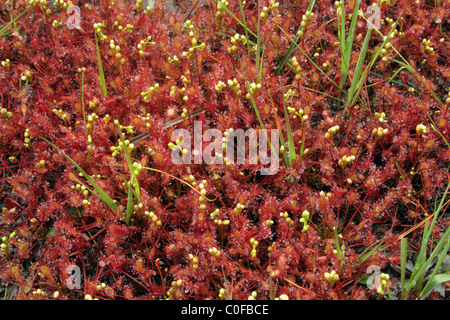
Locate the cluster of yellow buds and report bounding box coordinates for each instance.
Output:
[250,237,258,257]
[86,112,100,131]
[319,190,332,200]
[299,210,310,232]
[233,203,245,214]
[374,112,387,123]
[297,10,314,38]
[96,282,107,291]
[20,70,32,82]
[246,82,262,99]
[180,108,189,119]
[181,20,205,59]
[188,254,199,270]
[279,211,294,227]
[1,232,15,254]
[23,128,31,148]
[1,107,12,120]
[422,38,435,56]
[141,83,160,101]
[209,247,221,258]
[215,81,226,93]
[218,288,227,299]
[52,0,72,9]
[35,159,46,170]
[135,0,149,12]
[338,154,356,168]
[88,97,100,110]
[137,36,156,57]
[325,125,339,140]
[32,288,46,297]
[168,54,180,63]
[324,270,339,285]
[93,22,107,41]
[260,1,280,20]
[416,124,427,136]
[215,0,229,20]
[71,183,90,198]
[221,128,234,164]
[1,58,10,70]
[228,33,249,55]
[372,127,388,138]
[109,40,125,64]
[380,41,393,62]
[291,57,302,81]
[165,279,183,300]
[144,211,162,227]
[376,273,390,295]
[210,208,230,226]
[228,79,242,98]
[287,106,308,122]
[30,0,49,7]
[284,88,296,100]
[111,131,135,157]
[52,20,63,29]
[52,108,68,121]
[301,10,314,28]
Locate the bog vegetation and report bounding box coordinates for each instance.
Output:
[0,0,449,300]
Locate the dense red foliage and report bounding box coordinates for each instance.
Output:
[0,0,448,300]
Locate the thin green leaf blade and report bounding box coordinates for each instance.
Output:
[280,85,295,166]
[421,273,450,299]
[40,137,117,212]
[95,32,108,98]
[400,237,408,298]
[274,0,316,75]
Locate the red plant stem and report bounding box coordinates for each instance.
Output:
[6,197,36,219]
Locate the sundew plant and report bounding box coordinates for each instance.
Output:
[0,0,449,300]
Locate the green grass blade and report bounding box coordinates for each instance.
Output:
[0,6,31,37]
[421,270,450,299]
[274,0,316,75]
[215,0,258,39]
[346,25,372,107]
[237,0,251,59]
[358,241,384,263]
[400,237,408,298]
[125,182,134,225]
[40,136,117,212]
[95,32,108,98]
[256,0,262,80]
[347,18,398,107]
[214,30,256,46]
[277,26,342,91]
[80,69,89,144]
[280,85,296,167]
[411,220,430,296]
[428,114,450,148]
[403,181,450,298]
[336,0,346,77]
[333,227,343,259]
[420,237,450,298]
[340,0,361,88]
[221,265,231,300]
